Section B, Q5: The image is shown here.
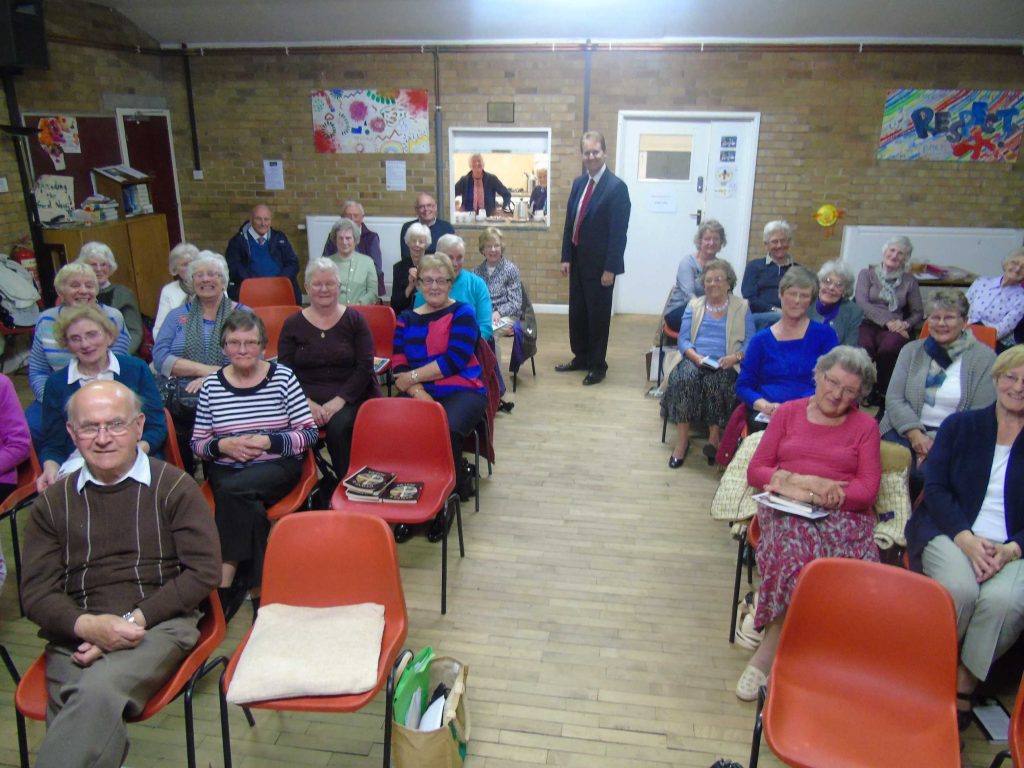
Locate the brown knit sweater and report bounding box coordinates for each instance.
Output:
[21,458,221,645]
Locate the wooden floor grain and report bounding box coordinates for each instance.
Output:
[0,313,1008,767]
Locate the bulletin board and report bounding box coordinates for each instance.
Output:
[24,113,122,210]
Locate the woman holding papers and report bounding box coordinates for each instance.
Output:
[735,345,881,701]
[905,345,1024,729]
[661,259,754,468]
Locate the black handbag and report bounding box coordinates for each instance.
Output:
[158,376,200,421]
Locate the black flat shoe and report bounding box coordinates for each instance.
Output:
[668,455,685,469]
[555,360,585,372]
[498,399,515,414]
[703,442,719,466]
[582,371,605,386]
[957,692,973,731]
[217,583,247,622]
[427,511,454,543]
[393,523,413,543]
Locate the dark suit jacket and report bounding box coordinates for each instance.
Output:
[454,170,512,214]
[560,169,631,279]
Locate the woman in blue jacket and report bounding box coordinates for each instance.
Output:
[906,345,1024,729]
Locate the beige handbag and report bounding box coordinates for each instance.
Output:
[710,431,765,522]
[392,654,470,768]
[873,441,913,549]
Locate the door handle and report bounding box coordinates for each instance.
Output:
[690,209,702,225]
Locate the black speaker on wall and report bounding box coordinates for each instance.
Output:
[0,0,48,70]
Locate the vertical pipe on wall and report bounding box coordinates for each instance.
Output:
[582,40,592,133]
[432,48,445,211]
[181,45,202,172]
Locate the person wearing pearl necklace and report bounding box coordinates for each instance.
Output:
[327,218,378,306]
[661,259,754,468]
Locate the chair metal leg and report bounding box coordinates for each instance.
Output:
[441,502,448,615]
[17,709,29,768]
[656,334,666,387]
[730,530,746,643]
[512,370,518,393]
[1,642,19,684]
[219,667,233,768]
[9,509,24,615]
[989,751,1010,768]
[530,357,536,377]
[661,414,669,443]
[472,431,480,513]
[186,655,227,768]
[454,497,465,558]
[749,685,766,768]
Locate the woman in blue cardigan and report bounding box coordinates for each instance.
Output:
[36,305,166,491]
[906,345,1024,729]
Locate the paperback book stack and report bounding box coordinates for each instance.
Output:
[343,465,423,504]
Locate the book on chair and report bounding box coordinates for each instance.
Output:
[343,466,397,497]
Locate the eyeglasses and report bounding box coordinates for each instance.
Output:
[225,339,263,350]
[821,277,845,289]
[822,372,861,400]
[703,276,727,285]
[310,282,339,291]
[927,314,962,325]
[1001,373,1023,387]
[74,419,135,438]
[418,277,451,287]
[415,203,436,210]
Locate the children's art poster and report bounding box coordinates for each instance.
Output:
[878,89,1023,162]
[311,89,430,154]
[36,116,81,171]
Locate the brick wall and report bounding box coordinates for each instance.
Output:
[1,2,1022,305]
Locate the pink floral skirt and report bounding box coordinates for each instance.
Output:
[754,503,879,630]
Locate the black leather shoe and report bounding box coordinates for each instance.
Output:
[582,371,606,385]
[555,360,585,372]
[703,442,719,466]
[668,455,685,469]
[427,511,454,543]
[218,583,247,622]
[393,524,413,543]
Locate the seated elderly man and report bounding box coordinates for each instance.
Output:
[21,380,220,768]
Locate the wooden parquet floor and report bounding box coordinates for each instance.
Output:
[0,313,1008,767]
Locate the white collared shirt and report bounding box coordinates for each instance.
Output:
[66,351,120,385]
[248,226,270,243]
[764,253,794,267]
[76,446,151,493]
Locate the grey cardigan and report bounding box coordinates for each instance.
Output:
[808,299,863,347]
[879,336,996,436]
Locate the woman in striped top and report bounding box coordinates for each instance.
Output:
[191,309,316,613]
[393,253,487,539]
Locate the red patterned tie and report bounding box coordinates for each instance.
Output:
[571,178,595,247]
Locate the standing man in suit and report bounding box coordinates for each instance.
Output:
[557,131,632,385]
[398,192,454,261]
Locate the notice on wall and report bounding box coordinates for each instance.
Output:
[715,165,737,199]
[386,160,407,192]
[263,159,285,190]
[34,174,75,223]
[647,192,677,213]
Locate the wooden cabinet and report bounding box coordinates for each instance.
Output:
[40,214,170,317]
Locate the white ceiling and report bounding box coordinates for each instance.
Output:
[89,0,1024,49]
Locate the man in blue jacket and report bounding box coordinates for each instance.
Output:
[224,204,301,302]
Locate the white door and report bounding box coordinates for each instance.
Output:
[614,112,761,315]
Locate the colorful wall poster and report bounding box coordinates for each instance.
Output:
[878,89,1023,162]
[311,89,430,154]
[36,116,81,171]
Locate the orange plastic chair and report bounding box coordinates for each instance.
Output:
[919,320,998,350]
[0,447,42,614]
[200,449,318,523]
[749,557,959,768]
[729,515,761,644]
[15,592,227,768]
[989,672,1024,767]
[218,511,409,768]
[162,407,187,471]
[349,304,396,394]
[238,277,296,308]
[251,304,300,360]
[330,398,462,614]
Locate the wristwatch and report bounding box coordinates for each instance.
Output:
[122,610,137,624]
[410,369,419,383]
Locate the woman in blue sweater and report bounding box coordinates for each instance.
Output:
[736,266,839,432]
[393,253,487,540]
[906,345,1024,728]
[36,305,165,491]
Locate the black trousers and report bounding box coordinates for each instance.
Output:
[568,262,614,373]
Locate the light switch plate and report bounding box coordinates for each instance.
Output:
[0,177,8,193]
[192,170,204,181]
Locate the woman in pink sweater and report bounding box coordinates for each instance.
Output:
[735,345,882,701]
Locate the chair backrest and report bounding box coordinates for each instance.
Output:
[1010,672,1024,766]
[349,304,396,360]
[0,447,41,515]
[162,408,186,471]
[919,320,997,350]
[519,281,538,359]
[239,277,296,308]
[345,398,454,482]
[767,558,958,757]
[252,304,301,360]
